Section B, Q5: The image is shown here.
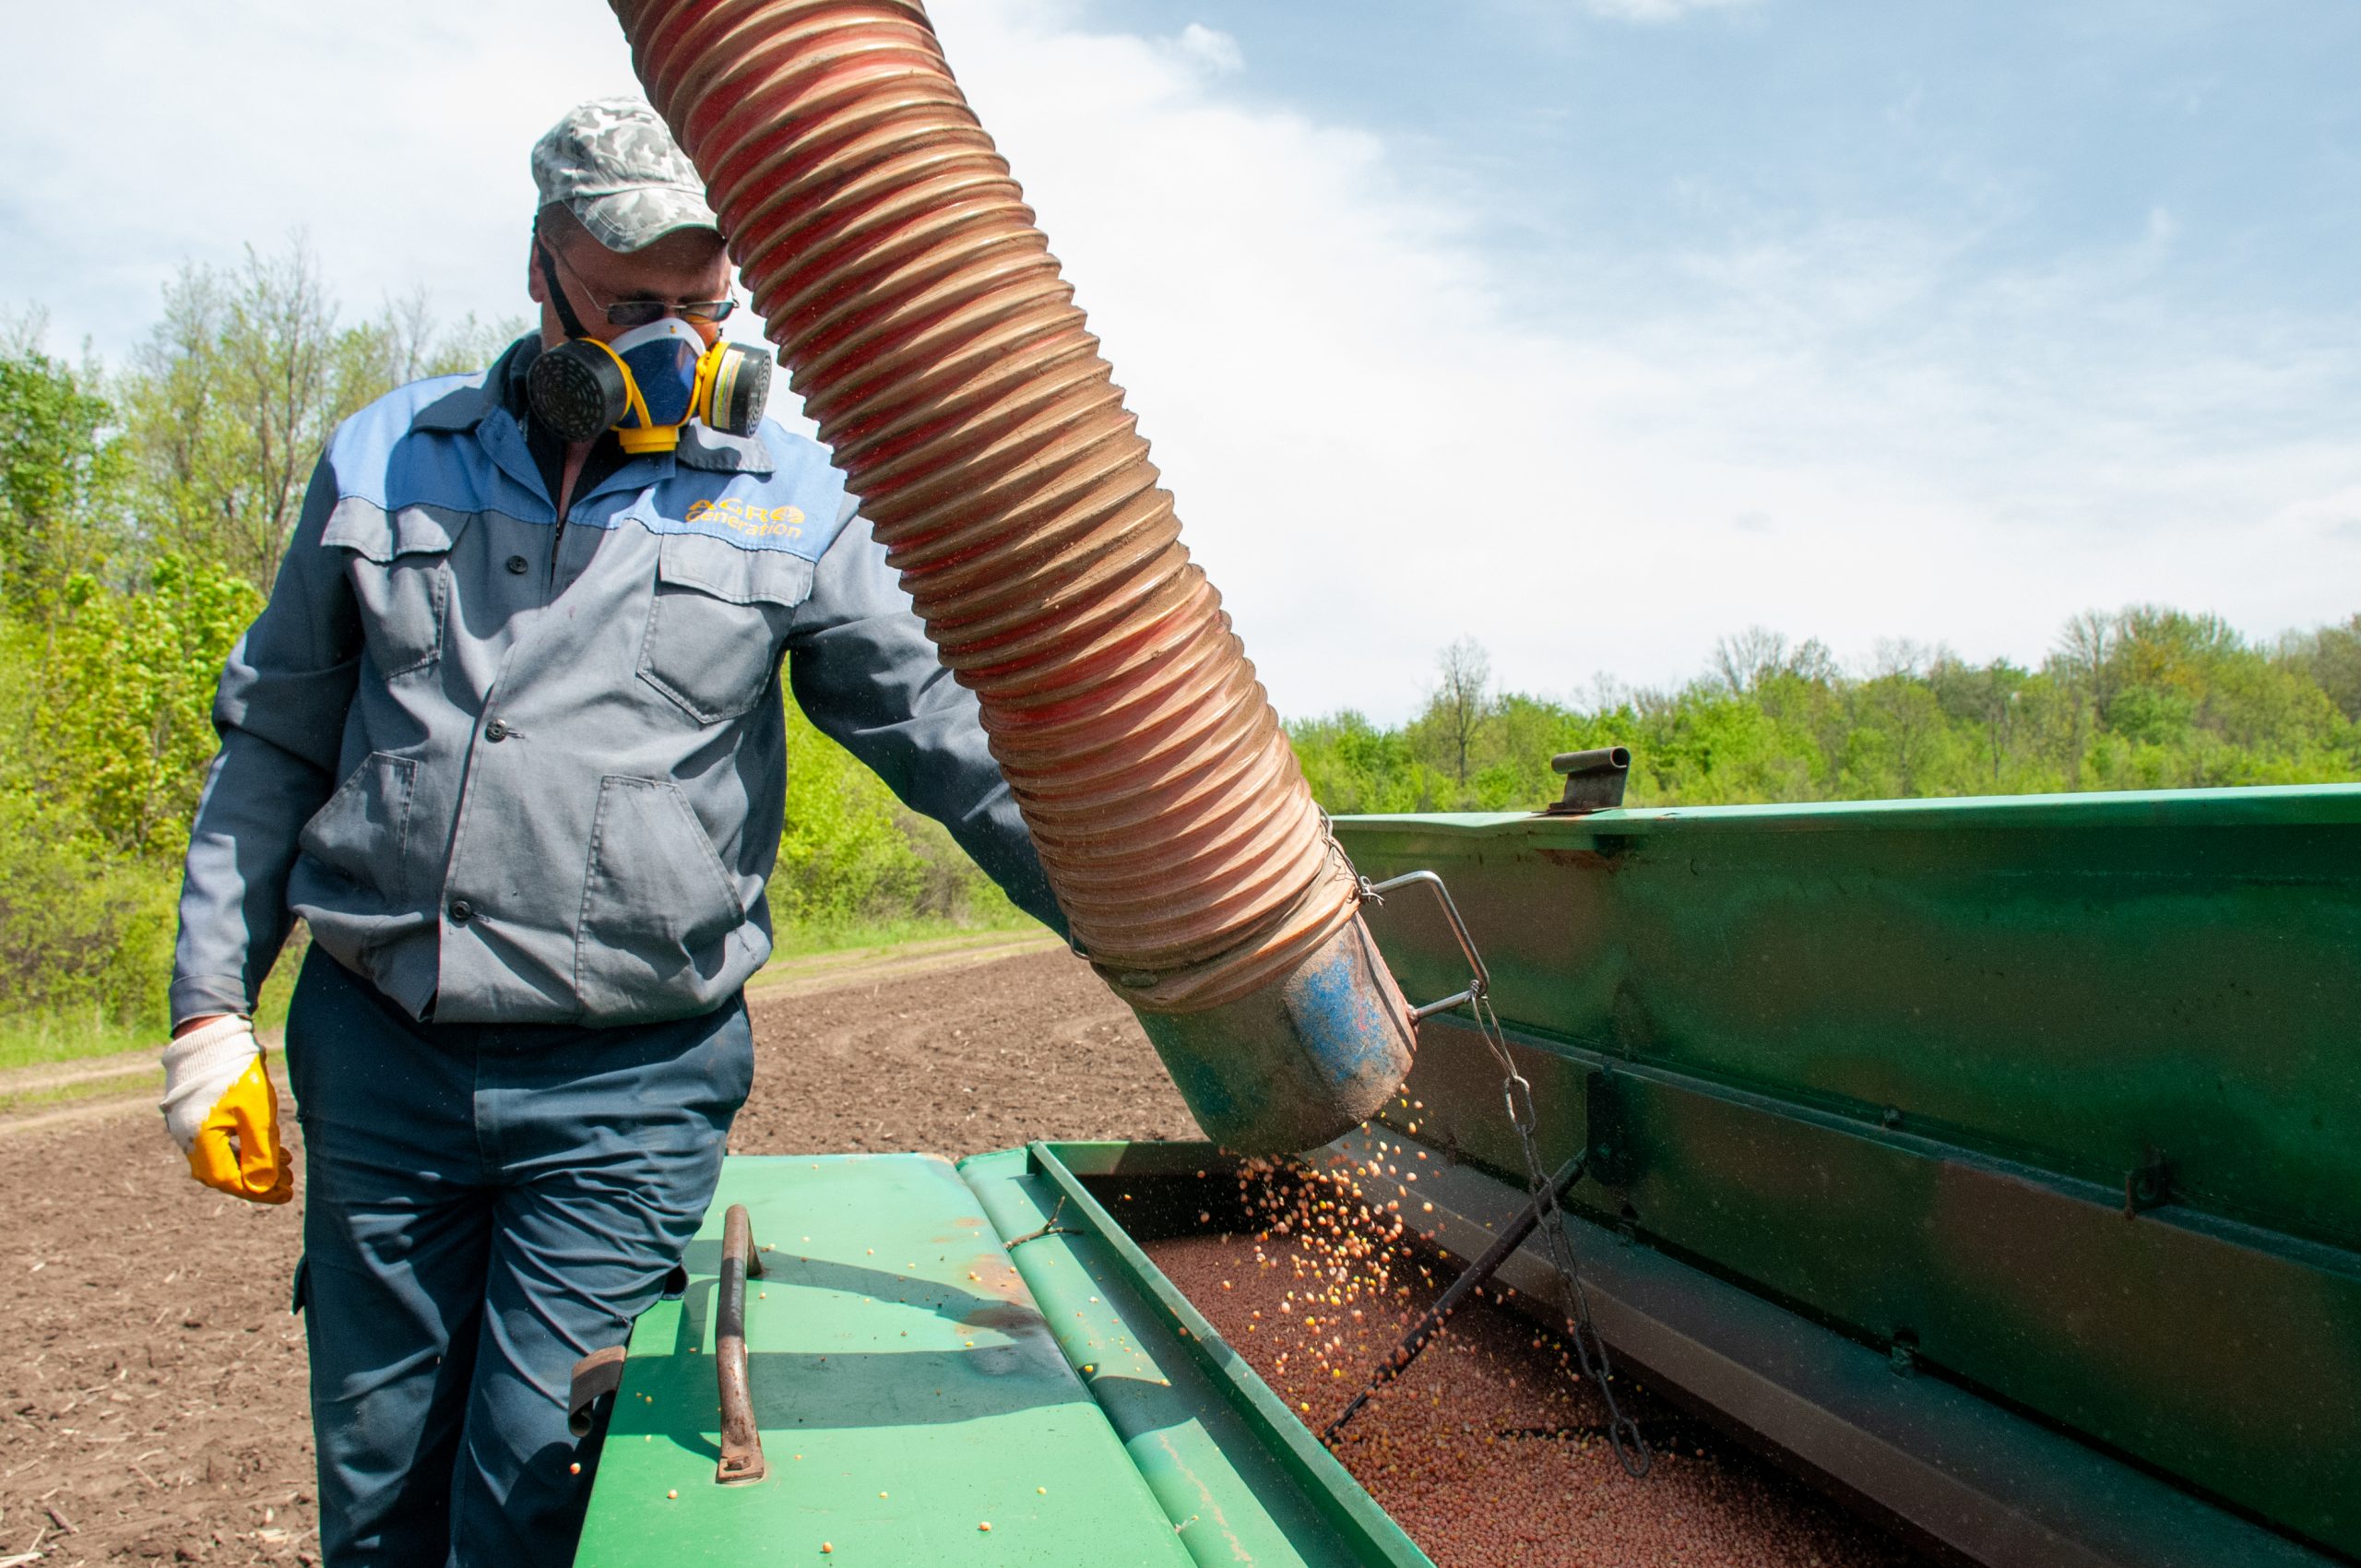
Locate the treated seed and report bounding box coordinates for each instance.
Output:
[667,1490,678,1500]
[979,1522,992,1532]
[568,1462,581,1474]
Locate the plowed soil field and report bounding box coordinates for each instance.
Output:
[0,942,1923,1567]
[0,943,1191,1567]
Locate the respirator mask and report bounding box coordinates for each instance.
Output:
[527,243,771,454]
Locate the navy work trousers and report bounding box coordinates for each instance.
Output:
[282,948,753,1567]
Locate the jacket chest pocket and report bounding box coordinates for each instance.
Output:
[638,532,814,724]
[324,501,470,678]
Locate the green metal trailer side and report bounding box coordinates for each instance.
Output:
[575,784,2357,1564]
[1334,784,2361,1561]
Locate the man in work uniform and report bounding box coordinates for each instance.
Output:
[156,99,1059,1565]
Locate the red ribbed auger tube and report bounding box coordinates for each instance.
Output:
[613,0,1365,1016]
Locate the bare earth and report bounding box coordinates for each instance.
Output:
[0,945,1191,1567]
[0,944,1917,1566]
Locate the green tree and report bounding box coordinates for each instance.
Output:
[34,555,262,857]
[1417,637,1493,787]
[0,318,125,618]
[1290,612,2361,819]
[124,239,527,591]
[2283,615,2361,723]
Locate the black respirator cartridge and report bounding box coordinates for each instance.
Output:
[528,332,772,452]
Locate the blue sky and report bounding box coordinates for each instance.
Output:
[1102,2,2358,306]
[6,0,2356,720]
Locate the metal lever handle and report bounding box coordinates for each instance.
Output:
[1361,869,1491,1022]
[716,1203,766,1485]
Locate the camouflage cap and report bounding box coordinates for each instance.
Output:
[530,98,721,253]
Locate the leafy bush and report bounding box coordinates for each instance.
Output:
[772,699,1024,932]
[0,787,177,1025]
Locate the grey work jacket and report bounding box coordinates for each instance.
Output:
[171,338,1059,1028]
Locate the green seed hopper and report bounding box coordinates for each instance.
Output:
[575,784,2359,1566]
[573,1146,1427,1566]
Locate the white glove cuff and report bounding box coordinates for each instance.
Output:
[160,1016,261,1155]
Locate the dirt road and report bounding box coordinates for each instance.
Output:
[0,944,1190,1566]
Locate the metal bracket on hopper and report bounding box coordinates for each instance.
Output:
[1546,746,1632,815]
[1358,870,1492,1021]
[1585,1067,1639,1189]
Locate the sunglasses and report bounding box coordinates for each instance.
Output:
[544,242,738,327]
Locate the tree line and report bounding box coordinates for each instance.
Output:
[1292,622,2361,816]
[7,241,2357,1045]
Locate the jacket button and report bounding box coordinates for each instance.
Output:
[505,554,529,575]
[448,899,473,924]
[485,719,510,742]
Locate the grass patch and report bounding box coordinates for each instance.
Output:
[0,1057,160,1117]
[0,1012,154,1073]
[0,930,307,1072]
[763,910,1044,964]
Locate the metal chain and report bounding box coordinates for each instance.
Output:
[1358,871,1650,1477]
[1472,988,1650,1477]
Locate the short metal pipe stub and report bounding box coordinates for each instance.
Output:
[1136,912,1415,1154]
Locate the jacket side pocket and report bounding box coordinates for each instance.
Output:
[575,776,747,1016]
[297,753,418,909]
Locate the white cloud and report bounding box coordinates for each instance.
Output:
[7,0,2357,721]
[1174,22,1244,75]
[2,0,646,374]
[1576,0,1764,21]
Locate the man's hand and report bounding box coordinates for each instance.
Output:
[160,1015,294,1205]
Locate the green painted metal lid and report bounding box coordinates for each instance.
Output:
[575,1154,1194,1565]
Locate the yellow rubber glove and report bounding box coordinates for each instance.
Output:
[159,1016,293,1205]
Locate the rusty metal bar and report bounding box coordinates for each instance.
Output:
[716,1203,766,1485]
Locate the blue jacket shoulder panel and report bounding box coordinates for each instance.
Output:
[625,419,853,564]
[323,371,517,524]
